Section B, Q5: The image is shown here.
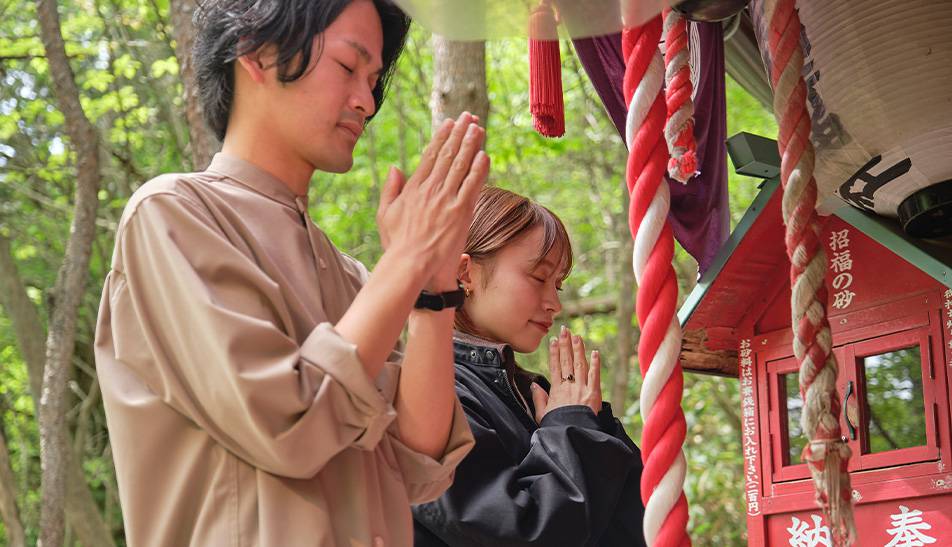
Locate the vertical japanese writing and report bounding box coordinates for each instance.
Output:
[829,229,855,310]
[799,27,849,150]
[739,338,760,516]
[944,288,952,369]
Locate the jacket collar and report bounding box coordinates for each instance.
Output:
[452,331,516,371]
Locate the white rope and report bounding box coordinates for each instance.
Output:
[689,21,700,101]
[644,452,687,545]
[626,53,664,150]
[633,183,670,282]
[663,11,693,151]
[640,316,682,422]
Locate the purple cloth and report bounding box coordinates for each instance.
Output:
[572,23,729,277]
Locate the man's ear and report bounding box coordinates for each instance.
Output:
[236,46,268,84]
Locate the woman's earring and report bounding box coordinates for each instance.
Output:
[463,287,472,298]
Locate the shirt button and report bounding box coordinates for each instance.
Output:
[470,350,479,361]
[485,350,496,362]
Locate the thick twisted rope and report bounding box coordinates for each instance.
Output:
[763,0,855,543]
[622,15,691,547]
[661,9,696,183]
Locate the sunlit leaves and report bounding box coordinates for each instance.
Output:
[0,3,779,543]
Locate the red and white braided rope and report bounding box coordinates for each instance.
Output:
[661,9,697,183]
[622,15,691,547]
[763,0,855,543]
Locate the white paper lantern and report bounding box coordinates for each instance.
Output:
[752,0,952,237]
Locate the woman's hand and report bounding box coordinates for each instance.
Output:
[531,325,602,423]
[376,111,489,291]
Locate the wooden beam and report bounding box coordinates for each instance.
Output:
[681,328,738,376]
[560,300,739,377]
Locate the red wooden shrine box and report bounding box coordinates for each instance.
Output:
[679,159,952,545]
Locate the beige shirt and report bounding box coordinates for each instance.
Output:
[94,154,474,547]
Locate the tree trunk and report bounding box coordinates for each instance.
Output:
[560,295,618,318]
[430,37,489,131]
[0,236,116,547]
[169,0,219,169]
[0,235,46,399]
[612,230,637,410]
[35,1,105,545]
[0,427,26,547]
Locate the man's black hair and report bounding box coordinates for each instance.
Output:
[193,0,411,140]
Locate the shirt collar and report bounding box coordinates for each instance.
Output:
[206,153,303,209]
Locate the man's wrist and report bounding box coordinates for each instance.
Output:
[380,243,430,290]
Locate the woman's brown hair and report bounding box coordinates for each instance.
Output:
[456,186,573,335]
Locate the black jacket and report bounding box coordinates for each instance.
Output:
[412,334,647,547]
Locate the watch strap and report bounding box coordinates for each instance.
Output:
[414,285,466,311]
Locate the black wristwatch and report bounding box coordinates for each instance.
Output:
[414,284,466,311]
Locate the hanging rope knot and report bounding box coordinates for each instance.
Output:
[662,8,697,183]
[528,1,565,137]
[762,0,856,543]
[804,439,856,545]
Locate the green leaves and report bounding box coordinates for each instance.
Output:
[150,56,178,79]
[0,5,779,543]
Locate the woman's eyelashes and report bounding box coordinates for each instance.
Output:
[530,271,562,291]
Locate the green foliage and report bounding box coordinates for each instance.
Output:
[863,347,927,452]
[0,4,780,543]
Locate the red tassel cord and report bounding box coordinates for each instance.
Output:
[529,2,565,138]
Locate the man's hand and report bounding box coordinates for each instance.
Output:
[376,112,489,291]
[532,326,603,423]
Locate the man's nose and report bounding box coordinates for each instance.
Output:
[351,80,376,117]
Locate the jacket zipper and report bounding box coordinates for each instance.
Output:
[498,371,536,429]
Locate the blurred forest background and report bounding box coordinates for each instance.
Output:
[0,0,778,544]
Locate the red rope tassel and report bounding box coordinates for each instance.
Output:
[529,3,564,138]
